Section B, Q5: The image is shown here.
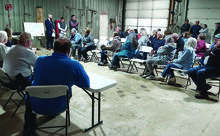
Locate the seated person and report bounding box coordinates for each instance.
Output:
[0,31,8,67]
[150,31,165,56]
[3,32,38,89]
[182,31,191,44]
[195,33,207,65]
[78,28,95,61]
[143,37,176,80]
[135,28,150,60]
[69,28,82,58]
[156,37,197,85]
[109,33,138,70]
[98,32,122,66]
[172,33,185,58]
[116,27,125,38]
[149,29,157,43]
[210,33,220,49]
[23,37,90,135]
[5,27,13,47]
[188,35,220,99]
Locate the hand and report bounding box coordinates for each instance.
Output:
[53,29,55,32]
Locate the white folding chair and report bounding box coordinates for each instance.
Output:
[25,85,70,136]
[0,68,25,117]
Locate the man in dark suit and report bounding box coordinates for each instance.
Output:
[45,14,55,50]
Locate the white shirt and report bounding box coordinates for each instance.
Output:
[3,45,38,79]
[0,43,7,62]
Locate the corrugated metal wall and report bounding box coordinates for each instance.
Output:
[0,0,122,47]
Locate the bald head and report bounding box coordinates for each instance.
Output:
[54,37,71,55]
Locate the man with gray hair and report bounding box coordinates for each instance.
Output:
[45,14,55,50]
[144,37,176,80]
[3,32,38,88]
[69,28,83,58]
[0,31,8,66]
[172,33,184,57]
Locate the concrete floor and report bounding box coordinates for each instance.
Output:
[0,49,220,136]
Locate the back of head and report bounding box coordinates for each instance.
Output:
[113,32,118,37]
[172,33,179,38]
[140,28,147,37]
[18,32,32,45]
[54,37,71,54]
[198,33,206,40]
[165,37,174,44]
[0,31,8,43]
[186,37,197,49]
[84,27,90,35]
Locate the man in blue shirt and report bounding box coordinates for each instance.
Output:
[190,20,201,39]
[69,28,83,58]
[150,31,165,56]
[23,37,90,135]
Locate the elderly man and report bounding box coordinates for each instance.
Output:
[150,31,165,56]
[23,37,90,135]
[0,31,8,66]
[116,27,125,38]
[3,32,38,88]
[188,37,220,99]
[69,28,83,58]
[190,20,201,39]
[45,14,55,50]
[172,33,184,57]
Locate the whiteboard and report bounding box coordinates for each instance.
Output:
[24,22,45,36]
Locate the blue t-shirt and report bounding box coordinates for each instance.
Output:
[30,52,90,115]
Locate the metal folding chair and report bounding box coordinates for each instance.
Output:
[25,85,70,136]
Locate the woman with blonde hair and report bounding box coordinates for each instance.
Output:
[156,37,196,84]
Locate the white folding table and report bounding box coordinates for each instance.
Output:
[82,73,117,132]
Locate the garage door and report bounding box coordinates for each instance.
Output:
[188,0,220,41]
[125,0,170,35]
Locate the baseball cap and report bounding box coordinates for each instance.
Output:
[215,33,220,39]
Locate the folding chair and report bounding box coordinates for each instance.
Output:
[25,85,70,136]
[90,39,100,62]
[170,68,191,89]
[207,77,220,97]
[0,68,25,117]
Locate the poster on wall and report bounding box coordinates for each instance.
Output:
[24,22,45,37]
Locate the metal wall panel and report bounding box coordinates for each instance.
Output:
[0,0,122,47]
[125,0,170,34]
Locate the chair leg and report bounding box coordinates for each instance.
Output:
[217,80,220,97]
[12,96,25,117]
[3,92,15,109]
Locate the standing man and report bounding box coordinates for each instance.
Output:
[213,22,220,38]
[181,19,191,34]
[58,17,67,37]
[190,20,201,39]
[69,15,79,31]
[45,14,55,50]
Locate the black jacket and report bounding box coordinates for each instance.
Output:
[206,46,220,68]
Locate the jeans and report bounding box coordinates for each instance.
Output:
[100,50,108,62]
[135,50,147,60]
[161,63,182,78]
[71,44,81,57]
[146,57,156,74]
[188,66,220,92]
[111,53,120,66]
[46,35,54,49]
[78,46,96,59]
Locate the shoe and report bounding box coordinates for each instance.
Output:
[109,65,113,69]
[142,72,151,78]
[98,62,104,66]
[112,65,120,69]
[156,76,165,82]
[194,92,209,99]
[205,84,212,91]
[146,75,156,80]
[104,61,109,65]
[167,77,176,85]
